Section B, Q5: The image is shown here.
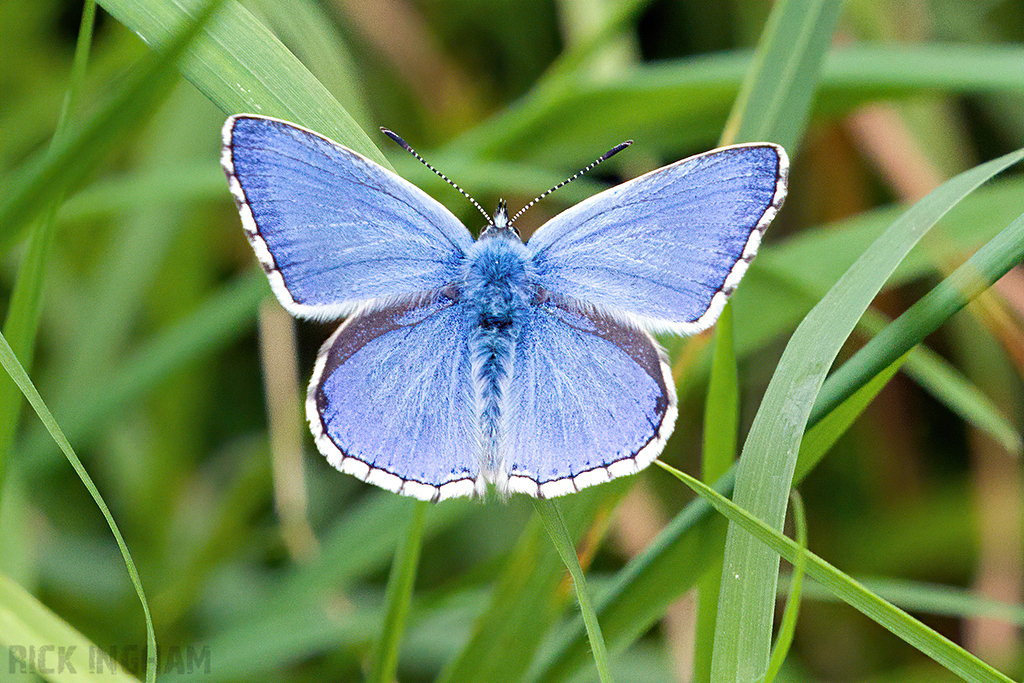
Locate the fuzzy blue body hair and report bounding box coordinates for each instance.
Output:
[462,231,533,484]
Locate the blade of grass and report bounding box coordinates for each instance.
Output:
[715,148,1024,683]
[719,0,845,150]
[535,499,614,683]
[369,500,429,683]
[0,0,97,514]
[712,0,844,677]
[98,0,386,165]
[656,460,1014,683]
[0,329,157,683]
[788,574,1024,625]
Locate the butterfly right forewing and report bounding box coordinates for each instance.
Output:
[526,143,788,335]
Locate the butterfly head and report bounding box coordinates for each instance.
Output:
[480,199,521,240]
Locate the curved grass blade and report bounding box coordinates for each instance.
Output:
[716,148,1024,683]
[655,460,1014,683]
[535,499,614,683]
[369,500,429,683]
[0,330,157,683]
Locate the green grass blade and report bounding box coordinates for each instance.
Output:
[0,330,157,683]
[721,0,845,149]
[0,572,143,683]
[98,0,386,165]
[656,461,1014,683]
[795,353,908,481]
[535,499,614,683]
[0,0,98,511]
[790,575,1024,625]
[716,148,1024,683]
[811,201,1024,426]
[710,0,843,677]
[369,500,429,683]
[0,0,226,257]
[763,490,806,683]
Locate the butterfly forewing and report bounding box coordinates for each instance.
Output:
[527,143,787,335]
[223,115,473,320]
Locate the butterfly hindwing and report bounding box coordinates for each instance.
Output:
[307,291,480,501]
[502,297,677,498]
[223,115,474,320]
[527,143,787,334]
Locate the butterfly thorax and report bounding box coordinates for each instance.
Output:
[463,233,534,481]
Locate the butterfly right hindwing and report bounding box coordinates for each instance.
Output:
[502,296,677,498]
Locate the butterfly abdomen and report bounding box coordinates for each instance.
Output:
[463,235,534,482]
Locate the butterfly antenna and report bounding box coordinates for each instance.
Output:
[381,128,493,225]
[509,140,632,225]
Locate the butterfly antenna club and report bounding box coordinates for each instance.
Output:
[509,139,633,225]
[381,127,493,225]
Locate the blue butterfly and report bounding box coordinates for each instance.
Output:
[222,115,787,501]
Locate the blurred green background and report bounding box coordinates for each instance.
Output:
[1,0,1023,681]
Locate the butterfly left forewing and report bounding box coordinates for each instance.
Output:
[526,143,787,335]
[501,297,676,498]
[223,115,474,321]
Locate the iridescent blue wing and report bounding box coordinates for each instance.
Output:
[306,291,480,501]
[222,115,473,319]
[527,143,787,334]
[501,298,676,498]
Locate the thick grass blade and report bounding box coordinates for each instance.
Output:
[656,461,1015,683]
[535,499,614,683]
[0,330,157,683]
[720,0,845,150]
[98,0,385,165]
[369,500,429,683]
[711,0,844,678]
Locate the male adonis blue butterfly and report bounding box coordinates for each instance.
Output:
[222,115,787,502]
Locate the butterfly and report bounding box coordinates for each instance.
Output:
[222,114,787,502]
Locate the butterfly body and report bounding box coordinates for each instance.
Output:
[222,115,788,501]
[462,226,533,480]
